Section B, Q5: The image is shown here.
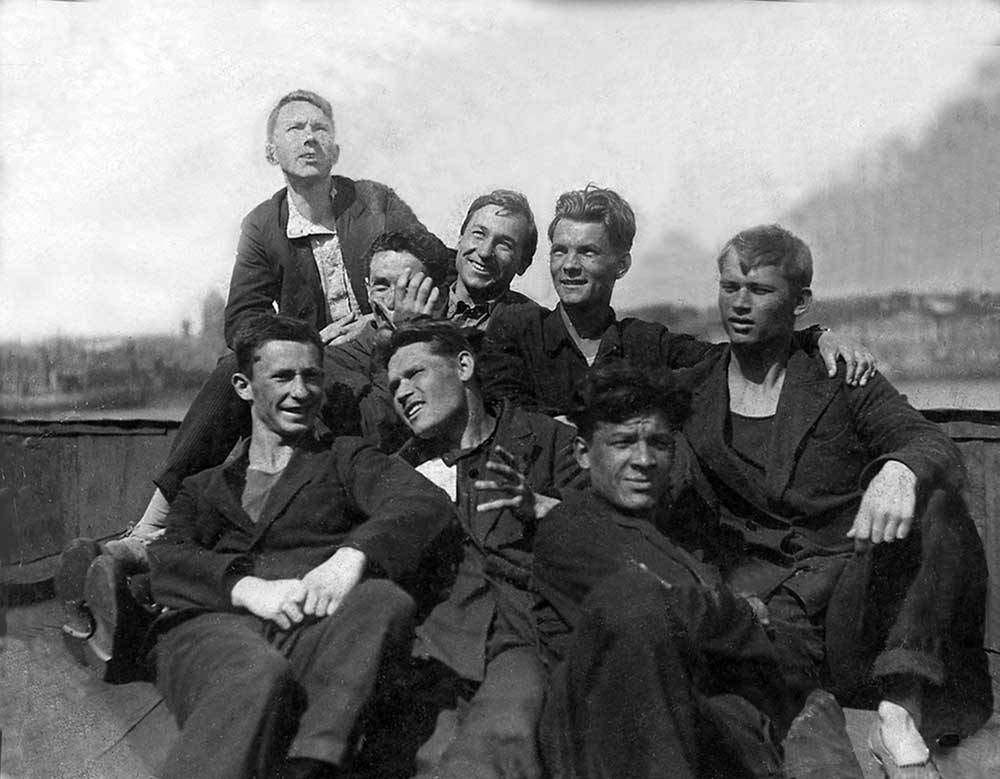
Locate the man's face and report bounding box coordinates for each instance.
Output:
[233,340,324,440]
[549,219,630,312]
[455,205,530,299]
[267,100,339,182]
[387,341,472,439]
[367,249,427,326]
[717,252,808,348]
[575,413,675,514]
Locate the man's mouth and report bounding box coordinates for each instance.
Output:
[466,257,494,277]
[404,401,425,421]
[559,278,586,287]
[728,318,754,328]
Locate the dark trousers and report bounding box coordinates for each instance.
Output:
[540,571,797,779]
[359,646,546,779]
[825,488,992,740]
[155,579,415,779]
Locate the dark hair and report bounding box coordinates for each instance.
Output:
[717,224,813,292]
[460,189,538,271]
[570,359,690,441]
[233,314,324,377]
[380,319,478,365]
[362,229,451,285]
[547,185,637,255]
[266,89,335,141]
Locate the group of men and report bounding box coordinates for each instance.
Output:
[57,89,991,779]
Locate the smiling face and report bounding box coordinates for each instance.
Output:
[387,341,473,440]
[549,219,631,314]
[232,339,323,441]
[717,251,810,349]
[266,100,340,183]
[454,204,531,301]
[367,249,427,326]
[575,413,675,515]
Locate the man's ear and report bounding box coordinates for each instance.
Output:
[265,144,278,165]
[232,371,254,403]
[615,252,632,280]
[573,436,591,472]
[456,350,476,382]
[794,287,812,318]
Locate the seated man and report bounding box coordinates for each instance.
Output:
[680,224,991,774]
[533,360,806,779]
[146,314,454,779]
[360,320,583,779]
[480,185,875,418]
[58,88,445,629]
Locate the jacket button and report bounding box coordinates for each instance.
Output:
[746,520,758,531]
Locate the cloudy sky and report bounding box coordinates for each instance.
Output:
[2,0,999,340]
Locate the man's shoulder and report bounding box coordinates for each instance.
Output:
[489,299,555,332]
[536,491,605,547]
[503,403,574,439]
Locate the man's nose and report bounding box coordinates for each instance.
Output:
[631,441,655,467]
[289,375,310,398]
[562,252,582,273]
[733,288,751,308]
[476,240,495,259]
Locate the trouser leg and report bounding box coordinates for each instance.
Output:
[153,352,249,501]
[425,646,546,779]
[275,579,417,766]
[156,612,301,779]
[540,571,791,779]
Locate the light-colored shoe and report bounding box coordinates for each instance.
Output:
[868,721,941,779]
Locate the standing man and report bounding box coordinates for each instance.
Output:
[680,224,991,774]
[366,321,583,779]
[147,314,453,779]
[480,185,875,418]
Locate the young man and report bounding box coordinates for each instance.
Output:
[681,225,991,774]
[146,314,453,779]
[369,320,583,779]
[532,360,805,779]
[480,185,875,418]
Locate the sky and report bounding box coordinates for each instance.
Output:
[2,0,999,340]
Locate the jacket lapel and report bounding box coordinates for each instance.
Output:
[249,443,324,543]
[333,176,375,313]
[685,348,765,507]
[764,345,841,499]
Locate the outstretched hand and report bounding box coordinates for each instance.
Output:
[847,460,918,552]
[392,269,443,326]
[817,330,878,386]
[474,445,560,519]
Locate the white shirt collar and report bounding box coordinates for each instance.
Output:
[286,179,338,239]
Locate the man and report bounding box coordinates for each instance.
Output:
[57,90,445,627]
[533,360,809,779]
[146,314,453,779]
[363,320,583,779]
[679,224,991,774]
[480,185,875,418]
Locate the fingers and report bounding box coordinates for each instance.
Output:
[842,352,859,386]
[476,497,521,513]
[854,350,878,387]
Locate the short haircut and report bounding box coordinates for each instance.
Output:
[233,314,324,377]
[547,184,637,255]
[460,189,538,270]
[717,224,813,292]
[570,359,691,442]
[266,89,335,141]
[362,229,451,286]
[381,319,477,366]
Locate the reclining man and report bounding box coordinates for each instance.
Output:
[58,88,445,630]
[146,314,454,779]
[678,225,991,775]
[360,320,583,779]
[533,360,808,779]
[480,185,875,419]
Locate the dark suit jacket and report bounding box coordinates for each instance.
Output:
[533,489,722,666]
[224,176,441,346]
[479,303,715,416]
[681,343,964,606]
[399,402,586,682]
[148,433,454,620]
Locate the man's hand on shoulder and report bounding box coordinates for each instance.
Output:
[847,460,918,552]
[230,576,307,630]
[321,312,373,347]
[816,329,878,387]
[301,546,367,617]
